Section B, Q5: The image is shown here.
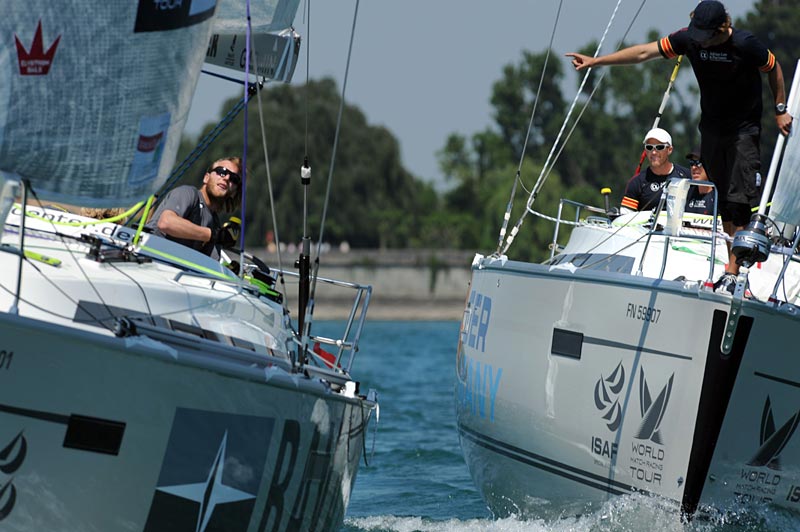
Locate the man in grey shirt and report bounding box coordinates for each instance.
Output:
[147,157,241,257]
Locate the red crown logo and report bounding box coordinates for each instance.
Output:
[15,20,61,76]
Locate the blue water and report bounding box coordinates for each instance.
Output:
[313,321,800,532]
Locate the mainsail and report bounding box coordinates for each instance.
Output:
[0,2,217,206]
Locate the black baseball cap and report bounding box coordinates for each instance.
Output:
[685,147,701,160]
[688,1,727,42]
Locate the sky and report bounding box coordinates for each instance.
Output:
[186,0,757,189]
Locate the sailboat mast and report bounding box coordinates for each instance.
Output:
[297,157,312,362]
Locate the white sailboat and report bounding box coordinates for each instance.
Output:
[455,29,800,521]
[0,2,376,531]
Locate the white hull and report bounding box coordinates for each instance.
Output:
[456,251,800,517]
[0,208,375,531]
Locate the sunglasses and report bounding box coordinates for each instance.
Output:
[644,143,669,152]
[688,159,703,167]
[211,166,241,186]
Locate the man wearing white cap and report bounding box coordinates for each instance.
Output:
[621,128,690,213]
[567,1,792,293]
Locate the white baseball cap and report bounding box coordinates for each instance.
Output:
[643,127,672,145]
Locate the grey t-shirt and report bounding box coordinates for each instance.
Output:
[146,185,219,256]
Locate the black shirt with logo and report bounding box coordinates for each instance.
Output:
[659,27,775,134]
[622,164,691,212]
[685,186,717,215]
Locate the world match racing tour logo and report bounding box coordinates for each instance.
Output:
[735,395,800,504]
[14,21,61,76]
[748,395,800,470]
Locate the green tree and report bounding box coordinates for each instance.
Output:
[436,41,698,260]
[176,78,436,249]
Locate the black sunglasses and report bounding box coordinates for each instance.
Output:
[211,166,241,185]
[688,159,703,167]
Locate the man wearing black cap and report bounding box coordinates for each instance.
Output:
[684,148,715,216]
[565,0,792,293]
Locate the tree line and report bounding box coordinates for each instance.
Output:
[178,1,797,262]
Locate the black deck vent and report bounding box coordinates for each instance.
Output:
[63,414,126,455]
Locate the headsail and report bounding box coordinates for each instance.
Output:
[0,2,216,207]
[206,0,301,83]
[213,0,300,33]
[766,60,800,224]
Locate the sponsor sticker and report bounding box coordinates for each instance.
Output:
[143,408,274,532]
[128,112,170,187]
[134,0,217,33]
[14,20,60,76]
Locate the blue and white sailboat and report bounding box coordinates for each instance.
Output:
[457,59,800,518]
[454,3,800,516]
[0,2,376,531]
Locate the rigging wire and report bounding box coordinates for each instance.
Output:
[501,0,647,255]
[304,0,311,158]
[633,55,684,174]
[301,0,361,355]
[24,185,118,332]
[0,267,248,328]
[109,261,154,318]
[124,98,249,226]
[248,19,291,319]
[8,192,258,332]
[238,0,253,280]
[494,0,564,254]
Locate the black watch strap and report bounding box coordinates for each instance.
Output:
[776,103,787,115]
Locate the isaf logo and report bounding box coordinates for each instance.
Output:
[590,361,625,461]
[593,361,625,431]
[747,395,800,470]
[0,431,27,521]
[634,367,674,444]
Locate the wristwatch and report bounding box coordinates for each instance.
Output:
[776,103,787,115]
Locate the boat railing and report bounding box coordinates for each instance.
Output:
[551,181,725,284]
[639,179,720,284]
[550,199,609,259]
[274,269,371,375]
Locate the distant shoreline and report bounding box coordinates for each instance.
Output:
[307,300,464,321]
[259,248,473,322]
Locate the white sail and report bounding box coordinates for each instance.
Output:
[767,60,800,224]
[206,0,301,82]
[0,2,216,207]
[204,29,300,82]
[213,0,300,33]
